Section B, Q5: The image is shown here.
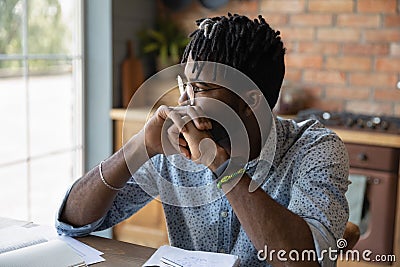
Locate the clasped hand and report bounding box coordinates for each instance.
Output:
[143,104,229,172]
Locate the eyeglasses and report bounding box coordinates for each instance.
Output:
[177,75,223,106]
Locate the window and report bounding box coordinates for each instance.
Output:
[0,0,83,224]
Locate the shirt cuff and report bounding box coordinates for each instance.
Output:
[55,182,106,237]
[304,217,337,267]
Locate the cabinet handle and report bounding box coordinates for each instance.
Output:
[367,177,380,185]
[357,153,368,161]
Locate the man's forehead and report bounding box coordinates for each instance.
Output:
[183,60,228,84]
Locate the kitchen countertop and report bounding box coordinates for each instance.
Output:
[110,108,400,149]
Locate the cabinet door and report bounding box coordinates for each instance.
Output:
[349,169,397,260]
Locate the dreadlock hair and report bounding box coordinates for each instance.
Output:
[181,13,285,109]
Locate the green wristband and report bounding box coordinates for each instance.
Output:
[217,167,246,189]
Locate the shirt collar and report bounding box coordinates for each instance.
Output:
[246,116,284,170]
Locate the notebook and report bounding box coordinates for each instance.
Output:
[0,225,86,267]
[143,245,240,267]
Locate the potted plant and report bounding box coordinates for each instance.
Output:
[138,16,189,70]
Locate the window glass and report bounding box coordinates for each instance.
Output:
[0,0,23,55]
[28,0,72,54]
[0,0,82,225]
[28,60,73,157]
[0,60,27,165]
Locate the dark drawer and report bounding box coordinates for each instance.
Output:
[345,143,399,172]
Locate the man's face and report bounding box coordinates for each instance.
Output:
[182,58,248,147]
[182,57,245,116]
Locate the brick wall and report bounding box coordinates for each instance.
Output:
[160,0,400,116]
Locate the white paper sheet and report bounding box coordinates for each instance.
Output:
[0,218,105,266]
[27,224,105,265]
[143,245,240,267]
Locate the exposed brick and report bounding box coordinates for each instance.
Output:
[303,86,323,98]
[284,41,297,53]
[390,43,400,57]
[384,15,400,27]
[285,69,302,81]
[365,29,400,43]
[310,99,344,111]
[376,58,400,72]
[357,0,397,14]
[317,28,360,42]
[304,70,347,85]
[264,14,289,27]
[350,72,397,87]
[308,0,354,13]
[374,89,400,102]
[326,86,370,100]
[286,54,323,69]
[279,27,315,41]
[260,0,306,14]
[342,44,389,56]
[345,100,393,115]
[290,14,333,26]
[395,104,400,116]
[206,1,258,18]
[326,57,372,71]
[337,14,380,28]
[297,42,339,55]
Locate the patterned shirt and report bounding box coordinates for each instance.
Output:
[56,117,350,266]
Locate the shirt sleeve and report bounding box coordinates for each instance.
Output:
[304,217,337,266]
[55,157,160,237]
[287,133,350,265]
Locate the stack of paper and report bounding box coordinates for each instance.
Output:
[0,218,105,266]
[143,245,240,267]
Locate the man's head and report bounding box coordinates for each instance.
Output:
[181,13,285,109]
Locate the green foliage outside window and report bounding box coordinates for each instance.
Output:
[0,0,70,73]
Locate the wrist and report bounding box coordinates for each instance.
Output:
[136,129,158,158]
[209,146,229,172]
[215,158,247,189]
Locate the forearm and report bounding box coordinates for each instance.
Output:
[224,175,319,266]
[60,130,152,227]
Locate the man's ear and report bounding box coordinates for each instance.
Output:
[243,90,263,116]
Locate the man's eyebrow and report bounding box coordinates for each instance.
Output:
[185,79,210,87]
[195,81,211,87]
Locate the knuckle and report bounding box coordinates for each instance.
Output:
[158,105,168,111]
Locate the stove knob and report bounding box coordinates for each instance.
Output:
[322,112,331,120]
[381,121,390,130]
[366,120,375,129]
[345,117,355,127]
[372,117,381,125]
[356,118,365,128]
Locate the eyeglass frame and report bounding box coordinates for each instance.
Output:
[177,75,224,106]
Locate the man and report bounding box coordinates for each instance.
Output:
[56,14,349,266]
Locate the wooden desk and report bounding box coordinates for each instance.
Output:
[76,235,155,266]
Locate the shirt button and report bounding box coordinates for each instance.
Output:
[221,211,228,218]
[219,249,225,253]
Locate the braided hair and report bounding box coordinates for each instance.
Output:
[182,13,285,109]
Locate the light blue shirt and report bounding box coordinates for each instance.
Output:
[56,117,349,266]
